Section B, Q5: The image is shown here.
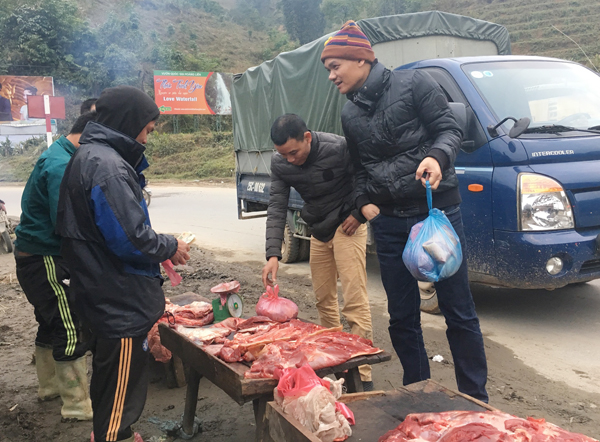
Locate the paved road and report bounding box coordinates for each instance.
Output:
[2,184,599,394]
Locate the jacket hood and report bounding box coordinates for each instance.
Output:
[79,121,146,169]
[95,85,160,140]
[347,61,390,112]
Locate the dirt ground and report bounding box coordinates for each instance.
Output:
[1,245,599,442]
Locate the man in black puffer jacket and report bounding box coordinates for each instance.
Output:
[262,114,374,390]
[57,86,190,442]
[322,21,488,402]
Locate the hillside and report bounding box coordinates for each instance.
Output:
[430,0,599,66]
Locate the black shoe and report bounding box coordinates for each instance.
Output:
[362,381,374,392]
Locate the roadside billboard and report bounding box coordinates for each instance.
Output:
[153,71,232,115]
[0,76,54,123]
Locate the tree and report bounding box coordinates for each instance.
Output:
[321,0,367,27]
[366,0,407,17]
[281,0,326,44]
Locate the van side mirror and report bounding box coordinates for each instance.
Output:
[448,102,473,150]
[449,102,467,132]
[508,117,531,138]
[487,116,531,138]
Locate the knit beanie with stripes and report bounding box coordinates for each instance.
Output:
[320,20,375,63]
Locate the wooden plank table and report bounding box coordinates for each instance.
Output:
[265,379,497,442]
[158,323,392,441]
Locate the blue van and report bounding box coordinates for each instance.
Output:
[233,13,600,311]
[406,55,600,290]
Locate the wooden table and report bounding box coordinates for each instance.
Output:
[265,379,497,442]
[158,323,392,441]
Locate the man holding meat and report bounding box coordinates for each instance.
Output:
[321,21,488,402]
[262,113,375,391]
[57,86,190,442]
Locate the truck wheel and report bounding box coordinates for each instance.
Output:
[281,225,300,263]
[1,231,13,254]
[419,281,441,314]
[298,239,310,262]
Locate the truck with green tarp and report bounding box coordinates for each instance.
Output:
[233,11,511,265]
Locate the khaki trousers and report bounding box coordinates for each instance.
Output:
[309,223,373,381]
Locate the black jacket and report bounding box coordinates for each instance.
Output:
[265,131,364,260]
[56,122,177,338]
[342,62,462,217]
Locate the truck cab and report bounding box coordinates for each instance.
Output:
[403,55,600,289]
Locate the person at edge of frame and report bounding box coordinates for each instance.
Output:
[14,111,98,421]
[321,20,488,403]
[56,85,191,442]
[262,113,375,391]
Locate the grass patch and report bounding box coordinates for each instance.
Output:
[144,132,235,180]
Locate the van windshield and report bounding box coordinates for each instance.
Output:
[462,60,600,132]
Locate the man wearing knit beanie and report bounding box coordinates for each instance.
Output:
[322,22,489,403]
[57,85,191,442]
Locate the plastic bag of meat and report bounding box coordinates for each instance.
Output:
[402,181,462,282]
[256,284,298,322]
[274,365,352,442]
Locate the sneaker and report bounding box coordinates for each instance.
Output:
[362,381,374,391]
[91,431,143,442]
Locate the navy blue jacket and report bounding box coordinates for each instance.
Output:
[56,122,177,338]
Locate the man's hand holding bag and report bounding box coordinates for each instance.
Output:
[402,180,463,282]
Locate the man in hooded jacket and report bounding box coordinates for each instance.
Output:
[57,85,190,442]
[321,21,488,403]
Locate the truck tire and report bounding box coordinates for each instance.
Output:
[281,224,300,263]
[419,281,441,314]
[298,239,310,262]
[1,231,13,254]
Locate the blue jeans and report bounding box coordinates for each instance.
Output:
[370,205,489,402]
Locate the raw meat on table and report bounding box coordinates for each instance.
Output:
[244,328,382,379]
[378,410,599,442]
[175,324,232,345]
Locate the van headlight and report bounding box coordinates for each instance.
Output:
[519,173,574,231]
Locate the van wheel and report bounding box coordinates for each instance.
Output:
[419,281,441,314]
[298,239,310,262]
[281,225,300,263]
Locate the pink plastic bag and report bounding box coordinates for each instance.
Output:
[256,284,298,322]
[335,402,355,426]
[161,259,182,286]
[276,365,331,399]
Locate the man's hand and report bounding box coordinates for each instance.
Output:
[170,239,191,266]
[341,214,360,236]
[361,204,380,221]
[262,256,279,288]
[416,157,442,189]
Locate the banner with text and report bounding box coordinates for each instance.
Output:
[154,71,232,115]
[0,76,54,123]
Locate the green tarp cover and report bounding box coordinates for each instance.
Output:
[233,11,511,152]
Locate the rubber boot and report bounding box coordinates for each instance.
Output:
[35,346,60,401]
[55,356,93,421]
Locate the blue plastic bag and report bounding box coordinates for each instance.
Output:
[402,181,463,282]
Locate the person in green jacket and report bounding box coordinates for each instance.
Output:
[14,111,96,422]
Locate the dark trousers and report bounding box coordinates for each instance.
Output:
[370,204,489,403]
[15,254,85,361]
[90,335,150,442]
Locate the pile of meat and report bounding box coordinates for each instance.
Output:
[148,300,215,362]
[173,316,382,379]
[379,410,599,442]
